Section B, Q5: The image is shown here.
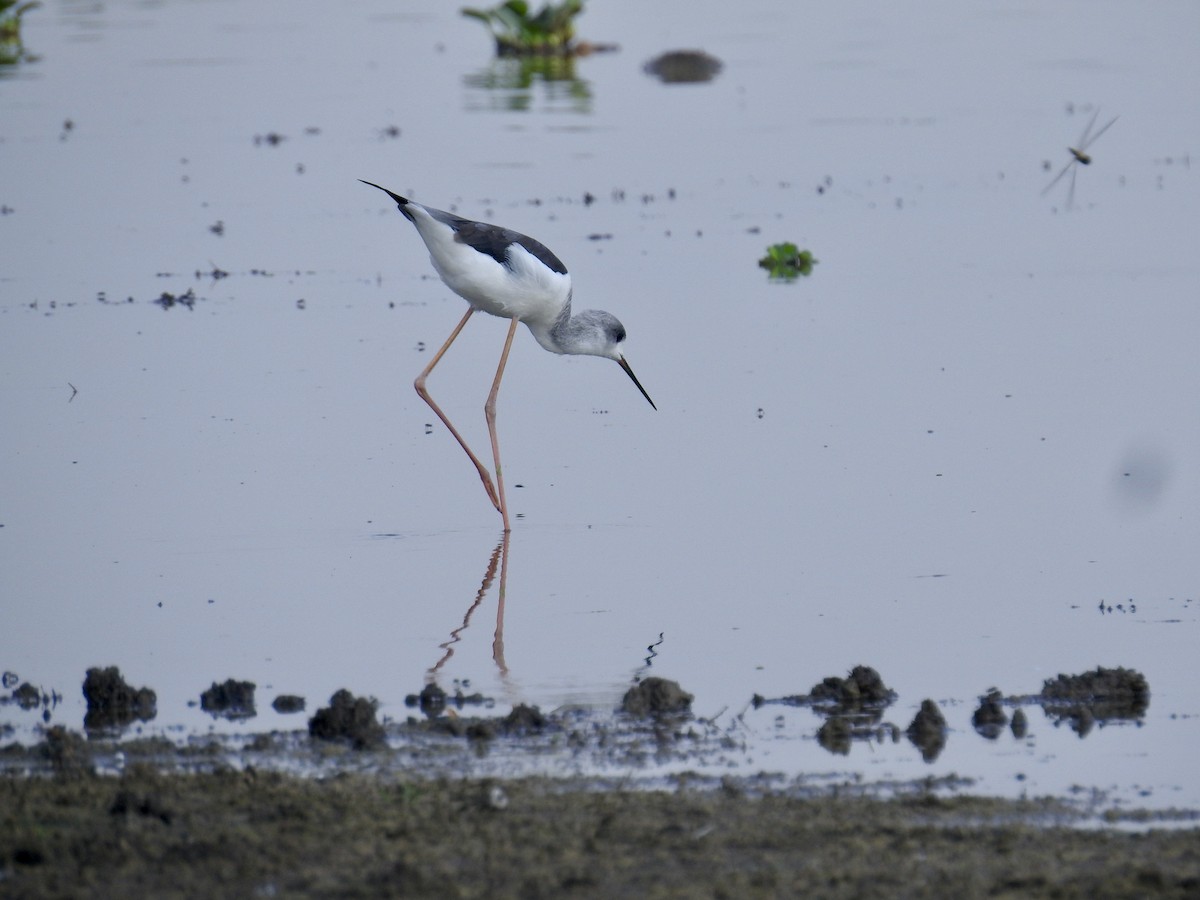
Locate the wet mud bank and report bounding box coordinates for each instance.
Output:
[2,668,1197,896]
[2,768,1199,899]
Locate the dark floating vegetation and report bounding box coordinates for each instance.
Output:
[758,242,818,281]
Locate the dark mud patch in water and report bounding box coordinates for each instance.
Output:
[973,666,1151,740]
[81,667,156,734]
[308,689,386,750]
[198,679,257,721]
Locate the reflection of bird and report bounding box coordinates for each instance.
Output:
[1041,108,1118,209]
[361,181,655,531]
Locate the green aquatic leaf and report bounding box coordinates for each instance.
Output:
[758,243,818,281]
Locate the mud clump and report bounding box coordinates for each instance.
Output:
[404,683,492,719]
[620,678,694,718]
[643,50,724,84]
[11,682,42,710]
[972,688,1009,739]
[500,703,548,736]
[199,679,256,720]
[809,665,896,710]
[817,716,853,755]
[753,666,899,756]
[82,666,156,732]
[1039,667,1148,736]
[415,683,446,717]
[3,679,61,721]
[431,703,551,742]
[1011,708,1028,739]
[272,694,305,714]
[308,690,385,750]
[906,699,948,762]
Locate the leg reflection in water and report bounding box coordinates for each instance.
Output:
[428,532,509,680]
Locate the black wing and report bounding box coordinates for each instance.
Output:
[431,208,568,276]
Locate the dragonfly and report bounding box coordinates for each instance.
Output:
[1041,107,1119,209]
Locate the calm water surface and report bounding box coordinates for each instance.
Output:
[2,0,1198,810]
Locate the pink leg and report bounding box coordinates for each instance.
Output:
[485,318,520,533]
[493,530,509,674]
[415,308,502,513]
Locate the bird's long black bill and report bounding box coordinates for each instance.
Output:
[619,357,657,410]
[359,179,406,207]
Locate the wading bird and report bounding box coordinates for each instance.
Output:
[1042,108,1119,209]
[361,181,655,532]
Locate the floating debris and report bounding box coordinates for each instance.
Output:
[643,50,723,84]
[153,288,196,310]
[253,131,286,146]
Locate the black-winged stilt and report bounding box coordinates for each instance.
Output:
[361,180,655,532]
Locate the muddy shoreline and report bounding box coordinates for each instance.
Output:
[4,766,1199,898]
[3,669,1197,895]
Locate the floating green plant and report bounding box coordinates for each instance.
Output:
[462,0,585,56]
[0,0,38,66]
[758,242,818,281]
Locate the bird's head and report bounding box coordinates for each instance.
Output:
[572,310,656,411]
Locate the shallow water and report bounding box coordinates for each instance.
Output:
[2,0,1198,811]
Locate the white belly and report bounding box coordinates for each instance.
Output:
[409,206,571,325]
